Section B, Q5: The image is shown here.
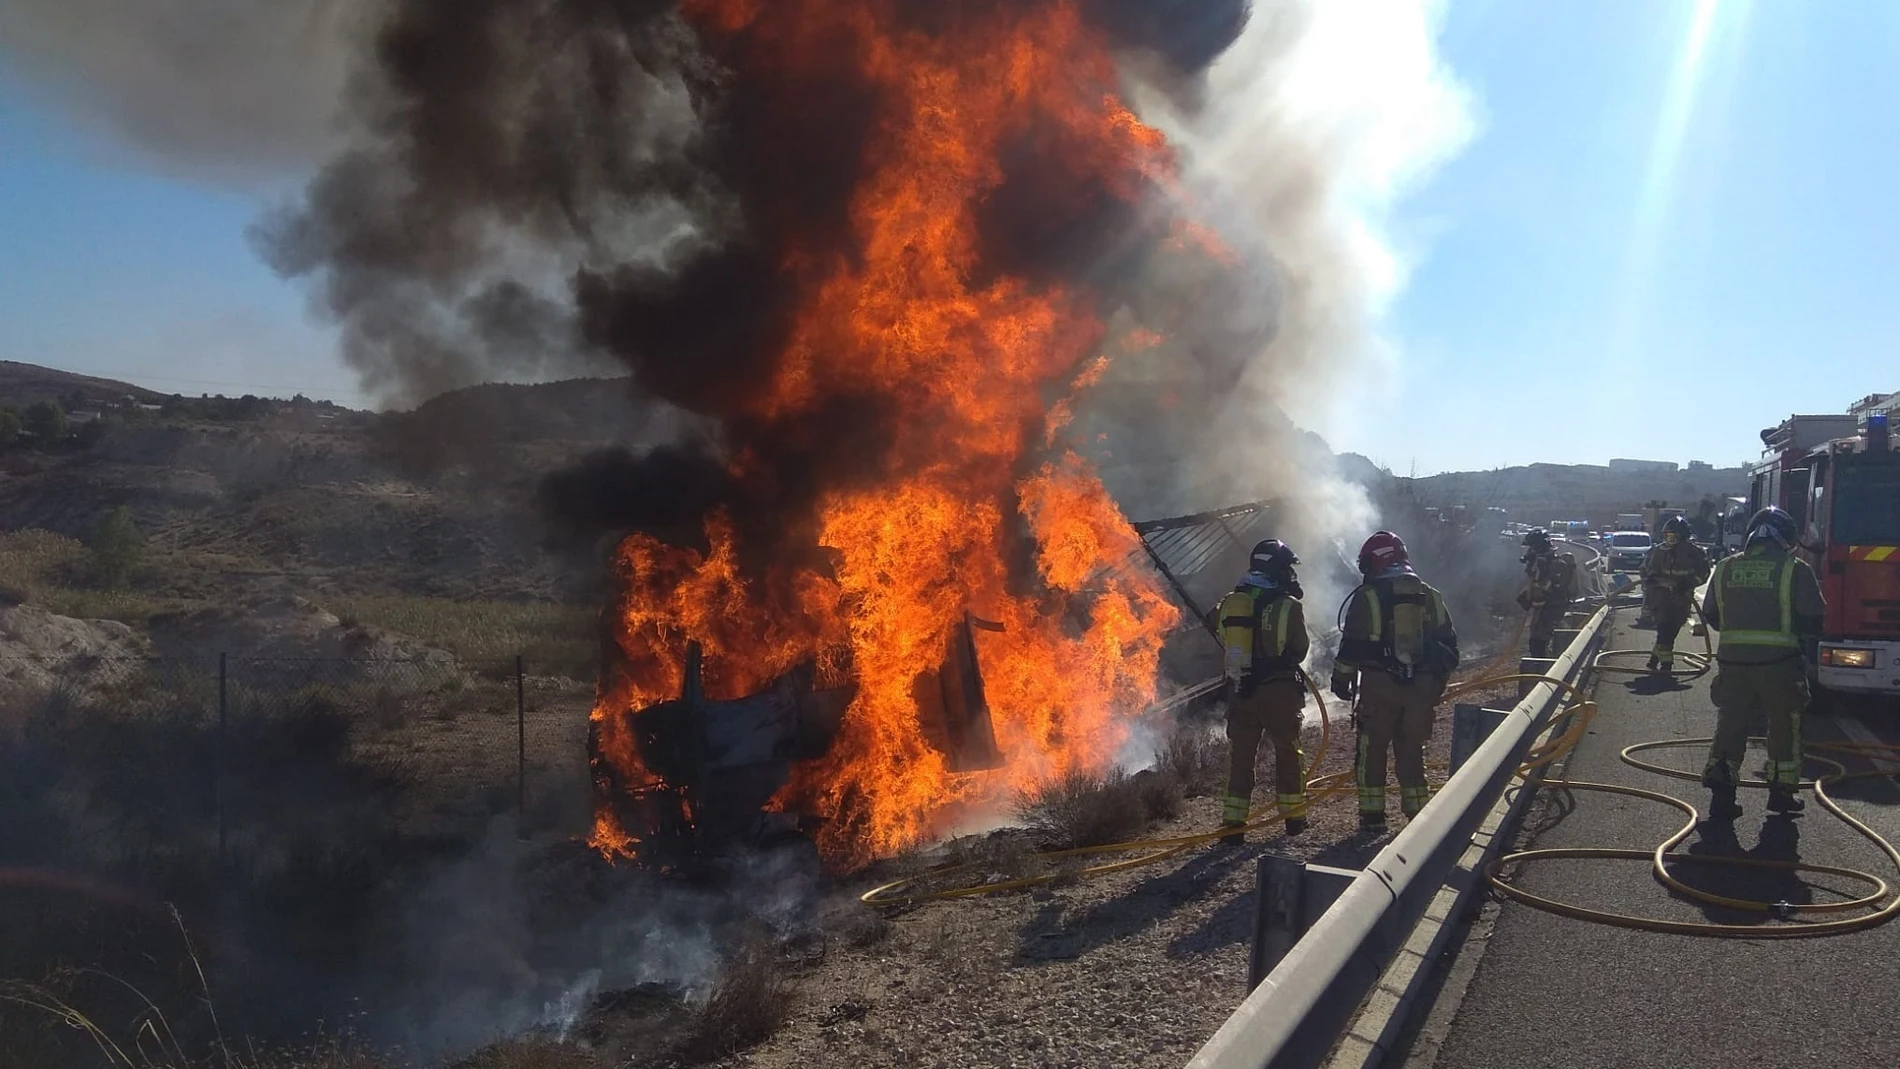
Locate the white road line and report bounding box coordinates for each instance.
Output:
[1833,711,1900,775]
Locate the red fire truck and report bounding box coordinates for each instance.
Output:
[1745,410,1900,698]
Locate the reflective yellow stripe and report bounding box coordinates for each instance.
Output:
[1268,597,1292,658]
[1864,546,1896,562]
[1364,587,1383,641]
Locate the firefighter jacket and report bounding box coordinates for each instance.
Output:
[1219,583,1310,690]
[1698,544,1825,665]
[1641,539,1711,596]
[1334,569,1459,682]
[1520,551,1577,609]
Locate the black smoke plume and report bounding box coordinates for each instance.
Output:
[259,0,1256,551]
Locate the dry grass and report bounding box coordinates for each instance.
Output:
[326,595,596,676]
[1014,768,1151,849]
[0,528,175,621]
[675,941,795,1064]
[1157,722,1228,799]
[448,1038,602,1069]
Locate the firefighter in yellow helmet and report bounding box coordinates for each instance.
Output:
[1331,532,1460,831]
[1516,528,1578,658]
[1699,506,1825,820]
[1215,539,1311,845]
[1641,514,1712,673]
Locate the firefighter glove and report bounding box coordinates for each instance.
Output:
[1330,671,1356,702]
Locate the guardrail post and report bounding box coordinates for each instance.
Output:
[1449,705,1511,775]
[1551,628,1582,657]
[1250,857,1361,989]
[1250,854,1305,990]
[1517,658,1556,699]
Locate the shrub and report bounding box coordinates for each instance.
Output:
[1157,723,1227,799]
[90,506,144,589]
[675,941,793,1063]
[1014,767,1149,849]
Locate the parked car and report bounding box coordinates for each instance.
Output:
[1604,530,1652,573]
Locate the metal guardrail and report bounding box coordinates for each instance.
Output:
[1186,603,1611,1069]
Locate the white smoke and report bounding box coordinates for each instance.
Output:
[1123,0,1477,592]
[0,0,369,185]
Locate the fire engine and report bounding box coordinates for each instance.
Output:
[1745,407,1900,698]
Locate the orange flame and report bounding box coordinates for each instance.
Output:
[591,0,1184,864]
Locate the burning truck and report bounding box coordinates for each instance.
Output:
[590,614,1006,866]
[265,0,1265,869]
[559,0,1262,870]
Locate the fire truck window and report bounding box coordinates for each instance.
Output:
[1809,477,1826,545]
[1833,464,1900,544]
[1785,468,1810,534]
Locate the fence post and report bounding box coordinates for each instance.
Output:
[516,655,527,835]
[217,652,227,865]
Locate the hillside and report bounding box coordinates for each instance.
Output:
[1347,455,1749,531]
[1,359,1749,671]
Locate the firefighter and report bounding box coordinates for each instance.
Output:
[1331,532,1460,831]
[1517,528,1578,658]
[1641,514,1712,672]
[1216,540,1311,844]
[1699,506,1825,820]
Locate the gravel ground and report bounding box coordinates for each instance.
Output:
[645,687,1480,1069]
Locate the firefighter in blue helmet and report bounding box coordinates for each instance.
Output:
[1215,540,1311,845]
[1332,532,1460,831]
[1699,506,1825,820]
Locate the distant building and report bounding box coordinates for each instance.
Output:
[1608,458,1679,474]
[1849,391,1898,423]
[1687,460,1713,472]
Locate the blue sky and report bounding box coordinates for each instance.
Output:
[2,1,1897,472]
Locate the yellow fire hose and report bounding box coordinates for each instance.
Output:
[869,579,1900,937]
[1487,573,1900,936]
[861,653,1585,908]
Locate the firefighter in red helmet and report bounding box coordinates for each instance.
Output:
[1331,532,1460,831]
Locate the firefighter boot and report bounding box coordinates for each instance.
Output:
[1767,786,1805,814]
[1216,822,1246,848]
[1284,817,1308,837]
[1706,785,1742,822]
[1645,655,1659,672]
[1358,811,1388,833]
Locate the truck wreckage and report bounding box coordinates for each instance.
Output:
[586,502,1272,867]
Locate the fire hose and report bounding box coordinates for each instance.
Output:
[1488,573,1900,936]
[860,654,1572,908]
[869,589,1900,933]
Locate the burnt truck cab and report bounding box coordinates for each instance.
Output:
[1777,413,1900,697]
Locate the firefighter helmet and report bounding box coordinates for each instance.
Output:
[1522,527,1552,553]
[1661,515,1694,540]
[1745,506,1797,547]
[1249,539,1300,574]
[1357,531,1409,575]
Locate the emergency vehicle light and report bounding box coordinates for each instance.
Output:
[1820,646,1876,669]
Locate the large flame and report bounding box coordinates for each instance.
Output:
[591,0,1186,863]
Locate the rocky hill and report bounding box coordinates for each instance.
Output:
[0,366,664,607]
[1,360,1746,669]
[1345,455,1749,532]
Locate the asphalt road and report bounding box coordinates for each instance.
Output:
[1417,613,1900,1069]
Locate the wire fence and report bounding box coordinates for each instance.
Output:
[0,652,596,885]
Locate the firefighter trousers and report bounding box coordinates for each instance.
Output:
[1224,679,1306,824]
[1706,658,1808,790]
[1647,587,1693,662]
[1528,602,1567,658]
[1355,670,1446,818]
